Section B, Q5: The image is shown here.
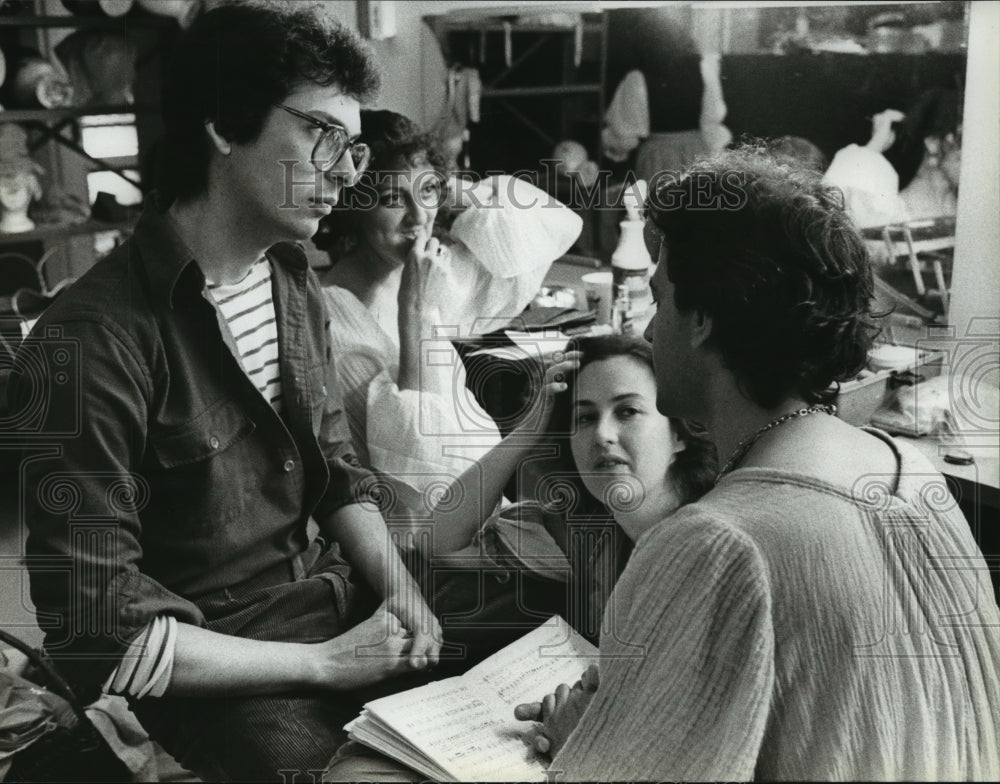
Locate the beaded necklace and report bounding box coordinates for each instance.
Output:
[715,403,837,483]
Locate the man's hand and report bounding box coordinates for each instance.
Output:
[383,585,442,671]
[513,664,599,758]
[312,604,414,691]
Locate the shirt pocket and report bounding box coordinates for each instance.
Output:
[149,399,256,468]
[147,399,257,528]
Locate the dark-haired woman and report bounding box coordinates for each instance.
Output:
[519,147,1000,780]
[323,335,717,781]
[462,334,716,643]
[315,110,581,529]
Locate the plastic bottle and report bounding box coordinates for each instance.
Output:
[611,180,653,317]
[611,284,632,335]
[611,220,652,312]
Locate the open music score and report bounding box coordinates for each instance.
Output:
[345,616,598,781]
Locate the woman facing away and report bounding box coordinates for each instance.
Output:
[314,110,582,537]
[517,147,1000,781]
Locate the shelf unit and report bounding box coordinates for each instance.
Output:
[0,103,156,123]
[0,3,177,271]
[424,11,608,176]
[0,13,171,28]
[0,218,134,246]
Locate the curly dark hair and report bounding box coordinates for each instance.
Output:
[768,135,828,172]
[158,2,380,203]
[545,335,718,512]
[313,110,449,259]
[646,145,879,409]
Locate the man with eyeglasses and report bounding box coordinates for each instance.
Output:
[10,4,441,780]
[273,102,373,178]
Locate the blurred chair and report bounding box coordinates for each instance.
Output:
[880,219,955,314]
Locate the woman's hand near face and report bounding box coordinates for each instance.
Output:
[396,227,454,392]
[515,351,581,438]
[397,227,452,323]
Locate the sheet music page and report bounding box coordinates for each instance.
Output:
[361,617,597,781]
[465,616,598,709]
[363,674,544,781]
[347,711,451,781]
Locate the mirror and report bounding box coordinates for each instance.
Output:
[424,1,971,329]
[606,2,968,329]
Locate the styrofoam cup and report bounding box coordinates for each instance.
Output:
[581,270,613,325]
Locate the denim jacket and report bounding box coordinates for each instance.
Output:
[10,203,376,695]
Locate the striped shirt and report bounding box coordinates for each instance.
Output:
[208,259,284,412]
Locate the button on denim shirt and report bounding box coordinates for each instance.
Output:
[10,204,377,696]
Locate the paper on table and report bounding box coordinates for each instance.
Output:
[465,326,615,361]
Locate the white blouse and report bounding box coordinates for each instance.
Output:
[324,175,582,514]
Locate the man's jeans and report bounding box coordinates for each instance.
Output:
[131,542,564,782]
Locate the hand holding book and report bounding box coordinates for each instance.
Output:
[345,617,598,781]
[514,663,600,757]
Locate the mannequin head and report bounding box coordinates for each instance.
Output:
[0,164,43,233]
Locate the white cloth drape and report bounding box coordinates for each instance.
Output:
[324,176,582,508]
[823,144,910,229]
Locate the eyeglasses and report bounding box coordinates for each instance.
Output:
[274,103,371,177]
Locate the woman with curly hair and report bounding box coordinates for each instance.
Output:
[517,146,1000,781]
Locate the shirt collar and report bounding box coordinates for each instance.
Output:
[132,196,198,310]
[133,195,311,310]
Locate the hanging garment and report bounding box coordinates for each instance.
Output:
[602,55,731,168]
[437,64,482,169]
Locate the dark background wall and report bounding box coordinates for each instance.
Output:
[605,5,965,165]
[719,52,965,161]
